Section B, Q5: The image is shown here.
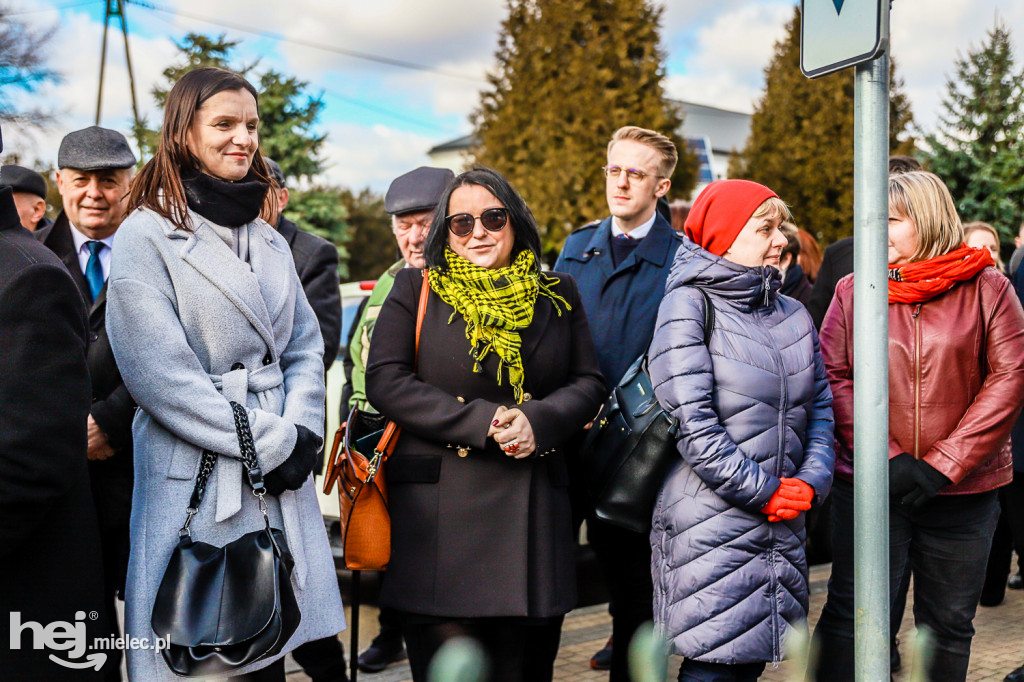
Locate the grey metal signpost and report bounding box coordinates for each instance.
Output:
[801,1,891,680]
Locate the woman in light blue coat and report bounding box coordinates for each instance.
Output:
[649,180,834,682]
[106,67,344,681]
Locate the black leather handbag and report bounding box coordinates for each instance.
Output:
[151,401,301,678]
[581,288,714,533]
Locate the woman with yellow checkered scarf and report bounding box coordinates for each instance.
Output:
[365,167,606,682]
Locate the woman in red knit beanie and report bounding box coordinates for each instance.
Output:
[648,179,835,681]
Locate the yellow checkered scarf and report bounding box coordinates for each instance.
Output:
[428,248,570,403]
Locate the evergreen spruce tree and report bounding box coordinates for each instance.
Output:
[472,0,697,252]
[923,20,1024,242]
[730,6,915,245]
[341,188,396,282]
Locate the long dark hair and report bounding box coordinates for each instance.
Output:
[424,167,542,270]
[127,67,276,230]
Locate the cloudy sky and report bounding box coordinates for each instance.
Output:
[3,0,1023,192]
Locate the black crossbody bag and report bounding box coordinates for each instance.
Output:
[581,287,715,533]
[151,401,301,678]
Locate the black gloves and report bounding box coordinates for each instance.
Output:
[263,425,323,496]
[888,453,920,501]
[888,453,951,509]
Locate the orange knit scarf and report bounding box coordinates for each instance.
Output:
[888,245,993,304]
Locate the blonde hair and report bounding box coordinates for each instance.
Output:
[888,171,963,262]
[607,125,678,178]
[964,221,1003,270]
[751,196,792,223]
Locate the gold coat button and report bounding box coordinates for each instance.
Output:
[456,396,466,403]
[522,393,532,402]
[457,447,469,458]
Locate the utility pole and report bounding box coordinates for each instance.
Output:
[96,0,143,157]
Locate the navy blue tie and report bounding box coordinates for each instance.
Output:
[85,241,105,301]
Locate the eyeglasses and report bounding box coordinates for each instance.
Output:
[445,207,509,237]
[602,165,661,182]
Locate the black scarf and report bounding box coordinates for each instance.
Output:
[182,169,269,228]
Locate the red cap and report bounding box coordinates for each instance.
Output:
[684,180,779,256]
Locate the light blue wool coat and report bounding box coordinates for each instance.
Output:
[648,239,834,665]
[106,207,345,681]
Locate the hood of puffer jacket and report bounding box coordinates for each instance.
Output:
[665,238,782,311]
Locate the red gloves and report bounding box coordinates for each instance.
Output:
[761,477,814,522]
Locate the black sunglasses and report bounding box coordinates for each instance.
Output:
[445,207,509,237]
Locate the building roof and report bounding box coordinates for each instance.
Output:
[677,102,752,156]
[428,134,475,154]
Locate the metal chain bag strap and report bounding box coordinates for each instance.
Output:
[151,401,301,678]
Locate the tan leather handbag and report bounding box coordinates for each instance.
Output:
[323,272,429,571]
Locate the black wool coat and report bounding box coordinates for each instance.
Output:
[40,211,135,593]
[807,236,853,330]
[366,267,606,618]
[277,216,342,367]
[0,188,112,680]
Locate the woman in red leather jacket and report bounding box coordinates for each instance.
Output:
[813,171,1024,681]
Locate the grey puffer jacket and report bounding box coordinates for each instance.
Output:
[648,239,834,665]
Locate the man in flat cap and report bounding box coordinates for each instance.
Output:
[345,165,453,673]
[40,125,136,681]
[0,164,52,236]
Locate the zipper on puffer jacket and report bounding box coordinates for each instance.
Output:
[767,539,781,665]
[912,304,922,458]
[762,303,786,664]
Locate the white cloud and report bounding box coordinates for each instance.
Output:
[3,2,178,166]
[664,2,793,113]
[318,121,437,192]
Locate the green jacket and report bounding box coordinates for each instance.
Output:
[348,259,405,411]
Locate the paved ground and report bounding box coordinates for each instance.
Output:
[285,563,1024,681]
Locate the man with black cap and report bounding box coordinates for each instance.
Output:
[40,125,136,681]
[346,165,452,673]
[0,123,113,679]
[264,157,342,367]
[0,164,52,235]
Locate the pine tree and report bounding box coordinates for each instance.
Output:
[0,3,59,128]
[730,6,915,245]
[472,0,697,252]
[923,20,1024,242]
[341,188,397,282]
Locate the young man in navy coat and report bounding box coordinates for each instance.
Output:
[554,125,682,681]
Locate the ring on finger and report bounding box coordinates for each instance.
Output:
[503,439,520,454]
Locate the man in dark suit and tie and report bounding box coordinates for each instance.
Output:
[40,126,136,681]
[555,125,682,681]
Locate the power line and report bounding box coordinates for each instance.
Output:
[319,89,456,134]
[6,0,103,16]
[126,0,487,84]
[136,8,460,136]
